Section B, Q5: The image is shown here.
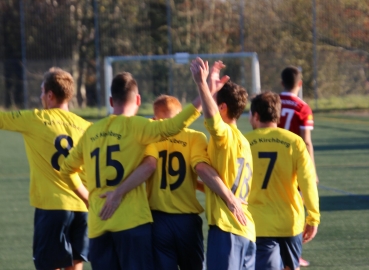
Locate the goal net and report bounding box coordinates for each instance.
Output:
[104,52,261,114]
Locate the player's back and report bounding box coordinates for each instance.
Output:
[146,128,208,214]
[205,113,255,241]
[278,92,313,135]
[245,127,316,237]
[79,114,186,237]
[0,109,91,211]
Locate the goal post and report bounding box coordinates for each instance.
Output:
[104,52,261,114]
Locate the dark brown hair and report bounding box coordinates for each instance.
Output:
[216,81,247,120]
[281,66,302,90]
[250,91,281,123]
[111,72,138,105]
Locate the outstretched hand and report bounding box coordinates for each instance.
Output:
[190,57,209,85]
[227,196,248,226]
[208,60,230,94]
[99,191,123,220]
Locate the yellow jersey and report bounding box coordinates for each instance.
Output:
[204,113,255,242]
[244,127,320,237]
[0,109,91,211]
[145,128,210,214]
[60,104,200,238]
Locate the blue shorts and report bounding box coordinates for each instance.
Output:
[151,210,204,270]
[255,234,302,270]
[89,223,154,270]
[33,208,89,270]
[207,225,256,270]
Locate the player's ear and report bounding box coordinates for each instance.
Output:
[298,80,303,87]
[219,102,227,112]
[47,90,55,101]
[255,111,261,121]
[136,94,141,107]
[281,81,285,88]
[109,97,113,107]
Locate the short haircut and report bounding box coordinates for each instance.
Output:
[153,95,182,118]
[281,66,302,90]
[43,67,74,103]
[111,72,138,105]
[216,81,247,120]
[250,91,281,123]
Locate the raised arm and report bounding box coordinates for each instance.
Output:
[190,58,215,118]
[135,104,201,145]
[190,58,229,119]
[99,156,157,220]
[195,162,247,226]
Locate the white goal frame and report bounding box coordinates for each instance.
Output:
[104,52,261,114]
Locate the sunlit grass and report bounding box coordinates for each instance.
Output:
[305,94,369,112]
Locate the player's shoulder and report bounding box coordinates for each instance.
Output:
[275,128,306,148]
[280,92,310,107]
[236,128,250,145]
[173,128,208,143]
[245,127,301,142]
[243,130,254,142]
[64,111,91,127]
[84,115,111,133]
[183,127,207,137]
[275,127,300,138]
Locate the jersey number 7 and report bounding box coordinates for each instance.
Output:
[258,152,277,189]
[281,108,295,130]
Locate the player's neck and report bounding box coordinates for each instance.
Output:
[113,105,137,117]
[285,87,299,95]
[258,122,277,128]
[48,103,69,111]
[222,115,237,125]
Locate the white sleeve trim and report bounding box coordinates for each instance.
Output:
[300,126,314,130]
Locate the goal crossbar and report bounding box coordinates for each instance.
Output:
[104,52,261,114]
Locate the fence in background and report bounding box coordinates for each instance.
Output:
[0,0,368,111]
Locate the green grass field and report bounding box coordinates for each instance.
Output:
[0,113,368,269]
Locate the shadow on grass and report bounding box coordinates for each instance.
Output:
[315,124,369,135]
[315,143,369,151]
[320,195,369,211]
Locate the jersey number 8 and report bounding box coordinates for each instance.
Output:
[51,135,73,171]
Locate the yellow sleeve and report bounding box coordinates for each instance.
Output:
[204,112,229,142]
[0,110,34,133]
[144,143,159,160]
[296,139,320,226]
[190,132,211,172]
[60,136,85,190]
[133,104,201,145]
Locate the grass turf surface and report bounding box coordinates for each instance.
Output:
[0,113,368,269]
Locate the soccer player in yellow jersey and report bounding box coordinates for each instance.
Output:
[140,95,245,270]
[191,57,256,270]
[96,94,247,269]
[60,72,203,270]
[0,68,91,270]
[245,92,320,270]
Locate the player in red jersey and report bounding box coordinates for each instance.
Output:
[278,66,319,267]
